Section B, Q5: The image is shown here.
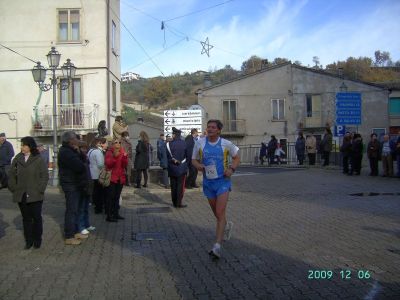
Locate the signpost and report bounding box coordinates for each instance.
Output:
[163,109,202,138]
[335,92,362,125]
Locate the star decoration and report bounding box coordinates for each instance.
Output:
[200,37,213,57]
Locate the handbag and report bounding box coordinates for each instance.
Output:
[98,168,111,187]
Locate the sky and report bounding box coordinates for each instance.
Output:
[120,0,400,78]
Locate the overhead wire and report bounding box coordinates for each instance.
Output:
[0,43,38,64]
[109,1,165,76]
[121,1,243,59]
[125,37,187,71]
[163,0,235,22]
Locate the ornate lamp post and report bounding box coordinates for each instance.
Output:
[31,47,76,186]
[339,82,348,92]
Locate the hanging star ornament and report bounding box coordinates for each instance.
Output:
[200,37,213,57]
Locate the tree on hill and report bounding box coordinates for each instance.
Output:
[374,50,392,67]
[241,55,264,74]
[143,78,172,108]
[325,52,399,82]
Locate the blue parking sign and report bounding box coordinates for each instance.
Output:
[334,125,346,137]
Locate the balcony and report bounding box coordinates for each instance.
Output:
[221,119,246,137]
[303,111,323,128]
[32,103,99,134]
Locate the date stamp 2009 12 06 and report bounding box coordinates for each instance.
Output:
[308,270,371,280]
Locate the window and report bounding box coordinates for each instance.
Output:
[59,78,82,127]
[60,78,81,104]
[58,9,80,42]
[389,97,400,116]
[271,99,285,120]
[112,20,116,52]
[222,100,237,131]
[112,81,117,111]
[306,94,321,117]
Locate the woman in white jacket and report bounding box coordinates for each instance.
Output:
[88,137,108,214]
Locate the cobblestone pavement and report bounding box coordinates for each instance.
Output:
[0,167,399,300]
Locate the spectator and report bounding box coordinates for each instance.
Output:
[396,131,400,178]
[0,132,15,175]
[380,134,395,177]
[349,133,363,175]
[367,133,380,176]
[305,133,317,165]
[8,136,48,249]
[88,137,108,214]
[37,144,49,169]
[259,141,267,165]
[105,138,128,222]
[58,131,88,245]
[121,131,133,186]
[157,134,169,189]
[340,133,352,174]
[320,128,333,166]
[295,132,306,165]
[167,127,188,208]
[185,128,199,188]
[134,131,150,188]
[274,143,285,165]
[267,135,278,165]
[97,120,109,137]
[112,116,129,140]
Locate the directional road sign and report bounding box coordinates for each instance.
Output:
[164,109,203,137]
[335,92,361,125]
[164,110,202,118]
[164,117,202,126]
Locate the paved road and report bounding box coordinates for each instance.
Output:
[0,167,399,299]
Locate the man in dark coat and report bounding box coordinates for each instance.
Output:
[267,135,277,165]
[185,128,199,188]
[157,134,169,188]
[58,131,88,245]
[295,132,306,165]
[166,127,188,208]
[0,132,15,176]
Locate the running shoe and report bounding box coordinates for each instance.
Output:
[208,244,221,259]
[86,226,96,231]
[80,229,90,235]
[224,221,234,241]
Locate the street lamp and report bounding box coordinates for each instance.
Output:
[339,82,348,92]
[31,47,77,186]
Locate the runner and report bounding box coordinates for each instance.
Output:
[192,119,240,259]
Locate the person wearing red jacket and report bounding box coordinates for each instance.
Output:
[105,138,128,222]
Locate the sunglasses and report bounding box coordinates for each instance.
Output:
[114,141,121,144]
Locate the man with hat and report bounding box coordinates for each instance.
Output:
[166,127,188,208]
[0,132,15,176]
[112,116,129,140]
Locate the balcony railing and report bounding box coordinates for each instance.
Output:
[33,103,99,131]
[222,119,246,136]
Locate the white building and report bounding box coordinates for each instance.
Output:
[0,0,121,153]
[121,72,140,82]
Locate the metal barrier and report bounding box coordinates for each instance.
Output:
[135,141,339,167]
[237,142,339,166]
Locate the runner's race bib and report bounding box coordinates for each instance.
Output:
[204,164,218,179]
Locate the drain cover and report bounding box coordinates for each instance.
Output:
[137,207,172,214]
[133,232,169,241]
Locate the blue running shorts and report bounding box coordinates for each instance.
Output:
[203,177,232,199]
